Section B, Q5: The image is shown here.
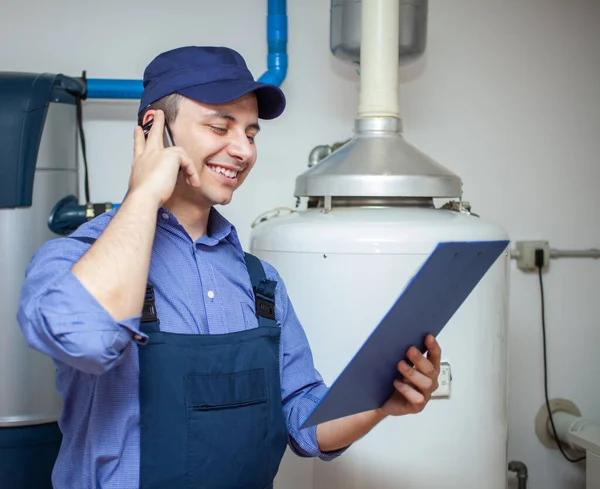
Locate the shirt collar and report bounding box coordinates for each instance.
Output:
[156,206,243,254]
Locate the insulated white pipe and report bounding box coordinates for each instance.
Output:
[551,411,600,455]
[550,411,580,449]
[357,0,400,119]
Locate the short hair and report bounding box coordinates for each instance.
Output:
[137,92,183,126]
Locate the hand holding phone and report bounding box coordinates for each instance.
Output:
[142,118,175,147]
[130,110,200,206]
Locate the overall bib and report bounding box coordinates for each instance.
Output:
[71,237,289,489]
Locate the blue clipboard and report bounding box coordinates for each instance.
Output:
[301,239,509,428]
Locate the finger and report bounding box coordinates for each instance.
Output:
[147,110,165,149]
[398,360,436,393]
[133,125,145,159]
[406,346,436,378]
[393,380,425,412]
[424,335,442,373]
[174,150,201,187]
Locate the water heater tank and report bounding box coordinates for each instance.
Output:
[250,205,510,489]
[0,72,83,488]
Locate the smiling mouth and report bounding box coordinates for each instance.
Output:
[206,164,240,180]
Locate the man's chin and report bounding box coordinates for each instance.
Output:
[214,197,233,206]
[204,192,233,207]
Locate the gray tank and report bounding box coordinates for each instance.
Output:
[0,72,84,488]
[0,101,78,428]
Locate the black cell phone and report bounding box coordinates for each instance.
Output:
[141,118,175,147]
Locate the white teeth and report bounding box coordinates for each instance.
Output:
[208,164,238,179]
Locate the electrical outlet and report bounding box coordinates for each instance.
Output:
[515,240,550,271]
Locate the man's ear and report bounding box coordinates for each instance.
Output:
[142,109,157,126]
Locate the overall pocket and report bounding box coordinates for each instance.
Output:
[185,369,273,489]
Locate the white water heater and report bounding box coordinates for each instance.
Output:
[252,206,509,489]
[250,1,510,487]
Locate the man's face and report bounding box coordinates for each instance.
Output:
[164,93,260,207]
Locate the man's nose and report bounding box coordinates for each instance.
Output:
[227,132,254,163]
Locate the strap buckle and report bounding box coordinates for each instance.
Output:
[254,287,276,320]
[141,285,159,323]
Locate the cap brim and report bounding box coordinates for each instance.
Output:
[177,79,286,120]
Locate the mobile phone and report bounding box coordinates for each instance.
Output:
[141,118,175,147]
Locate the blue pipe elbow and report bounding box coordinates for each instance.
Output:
[258,0,288,87]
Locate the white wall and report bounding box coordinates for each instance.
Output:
[2,1,599,488]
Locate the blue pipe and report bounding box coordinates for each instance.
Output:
[84,0,287,99]
[85,79,142,99]
[257,0,288,86]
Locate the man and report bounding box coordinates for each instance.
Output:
[17,46,441,488]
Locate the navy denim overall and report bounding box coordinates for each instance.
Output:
[70,237,288,489]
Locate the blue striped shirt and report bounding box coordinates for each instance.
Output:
[17,206,344,488]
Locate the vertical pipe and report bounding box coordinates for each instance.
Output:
[357,0,400,118]
[258,0,288,86]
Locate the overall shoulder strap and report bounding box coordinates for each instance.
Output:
[243,252,278,328]
[67,236,159,327]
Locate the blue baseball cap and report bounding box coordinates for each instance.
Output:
[138,46,286,120]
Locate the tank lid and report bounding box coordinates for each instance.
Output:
[294,117,463,199]
[0,72,85,208]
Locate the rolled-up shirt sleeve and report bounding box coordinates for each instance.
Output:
[17,236,147,376]
[263,263,350,461]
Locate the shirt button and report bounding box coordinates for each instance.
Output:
[161,212,169,220]
[207,290,215,299]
